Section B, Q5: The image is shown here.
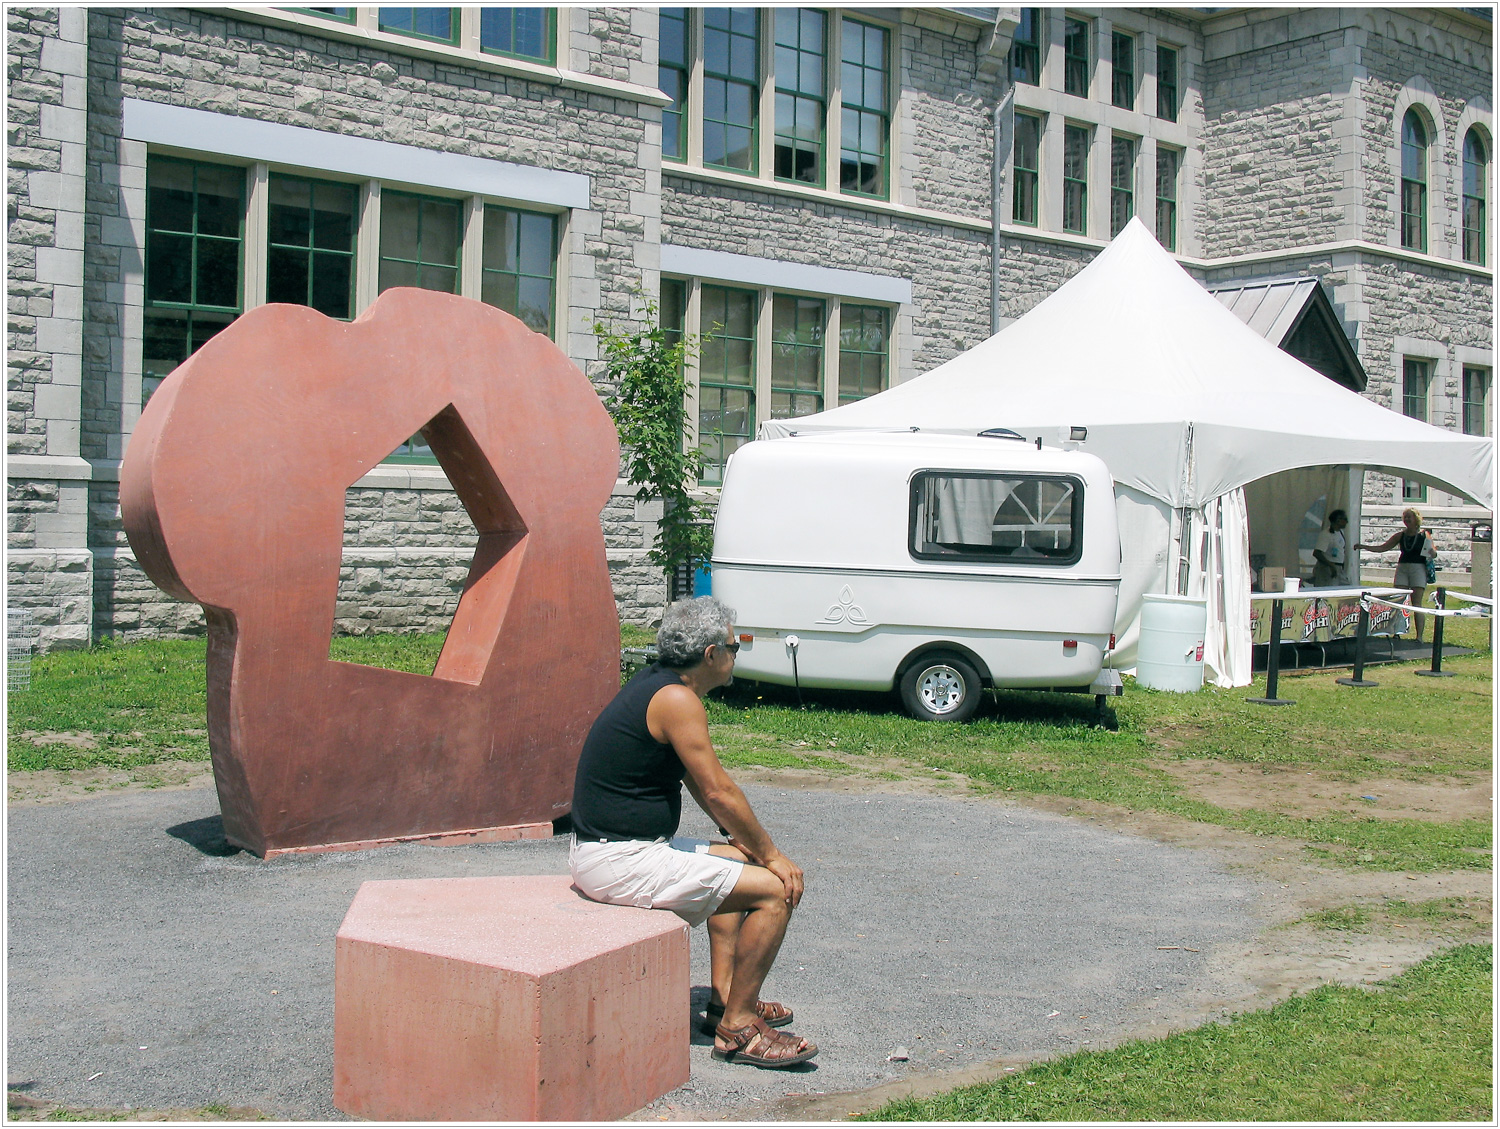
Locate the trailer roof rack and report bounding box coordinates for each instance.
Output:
[977,427,1026,440]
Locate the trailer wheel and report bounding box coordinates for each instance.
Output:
[899,652,982,722]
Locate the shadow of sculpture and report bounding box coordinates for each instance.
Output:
[121,289,620,857]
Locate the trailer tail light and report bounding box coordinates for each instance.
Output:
[1109,634,1117,651]
[739,633,753,644]
[1063,639,1078,650]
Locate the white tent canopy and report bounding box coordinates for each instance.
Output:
[761,218,1494,686]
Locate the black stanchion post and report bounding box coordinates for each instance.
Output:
[1248,597,1295,705]
[1336,595,1378,688]
[1415,587,1454,678]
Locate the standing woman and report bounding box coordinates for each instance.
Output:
[1357,507,1435,643]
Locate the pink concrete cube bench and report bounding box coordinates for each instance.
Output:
[333,874,690,1122]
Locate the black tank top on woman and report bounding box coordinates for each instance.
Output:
[1399,531,1428,564]
[570,663,689,842]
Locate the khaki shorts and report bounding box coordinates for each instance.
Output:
[570,834,743,928]
[1393,562,1429,590]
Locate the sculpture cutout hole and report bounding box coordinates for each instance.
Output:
[328,404,529,684]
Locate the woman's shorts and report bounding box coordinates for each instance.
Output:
[569,834,743,928]
[1394,562,1429,590]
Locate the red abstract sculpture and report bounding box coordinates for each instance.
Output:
[121,289,620,857]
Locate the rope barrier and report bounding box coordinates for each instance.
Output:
[1360,594,1491,618]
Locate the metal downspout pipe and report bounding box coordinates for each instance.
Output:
[991,83,1015,337]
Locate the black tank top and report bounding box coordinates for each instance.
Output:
[570,663,689,842]
[1399,531,1428,564]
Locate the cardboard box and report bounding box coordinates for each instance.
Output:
[1258,567,1286,593]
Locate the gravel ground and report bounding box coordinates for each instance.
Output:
[7,782,1260,1120]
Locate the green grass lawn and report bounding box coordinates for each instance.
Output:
[10,618,1492,871]
[862,943,1492,1122]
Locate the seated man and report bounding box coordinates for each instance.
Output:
[569,596,816,1069]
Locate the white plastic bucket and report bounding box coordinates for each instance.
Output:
[1136,594,1208,692]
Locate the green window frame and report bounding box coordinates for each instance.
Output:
[1401,110,1428,252]
[774,7,826,186]
[266,173,358,320]
[1111,31,1134,109]
[1463,128,1486,266]
[1402,357,1431,501]
[698,285,758,484]
[1013,113,1041,226]
[1463,366,1489,436]
[660,7,690,161]
[479,8,555,63]
[1156,146,1179,252]
[1063,124,1089,234]
[380,190,463,462]
[283,7,356,22]
[143,156,245,406]
[770,294,824,419]
[377,7,458,44]
[1156,46,1178,122]
[480,204,557,336]
[1110,134,1135,237]
[838,304,888,405]
[1010,8,1040,86]
[703,8,760,173]
[1063,17,1089,98]
[840,17,889,199]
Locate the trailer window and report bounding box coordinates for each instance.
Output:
[910,473,1082,564]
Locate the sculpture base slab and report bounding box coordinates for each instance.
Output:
[244,821,554,859]
[334,874,690,1122]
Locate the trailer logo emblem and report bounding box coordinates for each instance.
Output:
[816,585,869,626]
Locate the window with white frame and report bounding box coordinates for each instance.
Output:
[140,153,562,463]
[1110,31,1134,110]
[1110,134,1136,237]
[1063,17,1090,98]
[1400,110,1429,252]
[1010,8,1041,86]
[1463,128,1487,266]
[1013,113,1041,226]
[1062,123,1089,234]
[1155,145,1179,251]
[1156,44,1178,122]
[659,7,892,200]
[664,277,892,483]
[1463,366,1489,437]
[1401,356,1431,501]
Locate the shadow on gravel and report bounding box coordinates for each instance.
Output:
[167,814,242,857]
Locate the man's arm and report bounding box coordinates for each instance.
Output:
[648,683,804,906]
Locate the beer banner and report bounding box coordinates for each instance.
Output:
[1251,595,1410,645]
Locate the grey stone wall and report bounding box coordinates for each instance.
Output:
[900,10,995,221]
[1198,28,1348,257]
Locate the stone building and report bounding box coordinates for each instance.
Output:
[7,5,1492,652]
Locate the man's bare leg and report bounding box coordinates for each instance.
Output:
[705,911,742,1008]
[709,865,799,1037]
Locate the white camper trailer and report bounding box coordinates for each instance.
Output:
[711,431,1124,721]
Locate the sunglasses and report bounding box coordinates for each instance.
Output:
[716,640,741,655]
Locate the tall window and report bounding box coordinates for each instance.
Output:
[1063,18,1089,98]
[1156,146,1179,251]
[1110,135,1135,237]
[1010,8,1040,86]
[377,7,457,43]
[266,174,357,319]
[1156,46,1178,122]
[1063,124,1089,234]
[480,8,553,63]
[1400,110,1428,252]
[1110,32,1134,110]
[1463,128,1487,266]
[839,304,888,404]
[378,191,462,294]
[143,157,244,405]
[1402,357,1431,501]
[774,8,826,185]
[703,8,759,173]
[1463,366,1489,436]
[1013,113,1041,226]
[698,285,758,484]
[660,8,689,161]
[770,295,824,419]
[841,18,889,198]
[481,205,556,335]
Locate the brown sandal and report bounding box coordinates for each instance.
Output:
[712,1016,818,1068]
[701,999,793,1035]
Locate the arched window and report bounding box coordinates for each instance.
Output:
[1463,128,1487,265]
[1401,110,1428,251]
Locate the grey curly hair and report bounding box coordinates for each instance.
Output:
[657,596,736,668]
